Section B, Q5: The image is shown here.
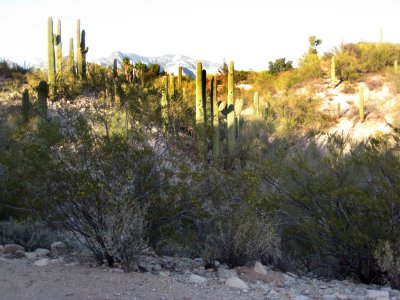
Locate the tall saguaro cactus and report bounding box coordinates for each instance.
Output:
[76,19,81,78]
[253,91,260,119]
[196,62,206,158]
[331,56,336,86]
[210,76,219,160]
[22,89,30,123]
[359,86,364,122]
[55,19,62,75]
[395,60,398,73]
[161,75,169,129]
[68,38,75,76]
[178,66,182,87]
[202,69,207,126]
[47,17,56,94]
[80,29,88,78]
[227,61,235,158]
[38,81,49,118]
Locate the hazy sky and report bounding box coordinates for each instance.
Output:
[1,0,399,70]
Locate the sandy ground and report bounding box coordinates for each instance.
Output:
[0,259,265,300]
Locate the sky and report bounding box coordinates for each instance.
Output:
[1,0,399,70]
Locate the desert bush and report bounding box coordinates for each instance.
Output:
[374,240,400,288]
[0,219,62,251]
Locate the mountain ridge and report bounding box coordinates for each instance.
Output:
[93,52,222,77]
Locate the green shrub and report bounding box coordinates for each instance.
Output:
[0,219,62,251]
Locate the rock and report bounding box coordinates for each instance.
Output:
[225,277,249,290]
[152,264,162,272]
[159,271,169,277]
[50,242,67,256]
[366,290,389,299]
[189,274,207,284]
[35,248,50,257]
[3,244,25,255]
[217,266,238,281]
[33,258,50,267]
[0,245,3,254]
[25,252,37,260]
[253,261,268,275]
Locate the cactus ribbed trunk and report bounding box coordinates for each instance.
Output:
[253,92,260,119]
[211,76,219,161]
[359,86,364,122]
[331,56,335,86]
[22,88,30,123]
[161,75,169,129]
[47,17,56,94]
[227,61,235,158]
[38,81,49,118]
[196,62,206,159]
[178,66,182,87]
[395,60,398,73]
[76,19,81,78]
[80,29,88,78]
[202,69,207,127]
[68,38,75,76]
[55,19,62,76]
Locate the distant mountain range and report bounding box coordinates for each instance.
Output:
[93,52,222,78]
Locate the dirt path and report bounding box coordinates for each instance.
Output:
[0,259,262,300]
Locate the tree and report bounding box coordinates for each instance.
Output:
[268,58,293,75]
[308,35,322,55]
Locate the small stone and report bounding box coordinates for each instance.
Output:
[189,274,207,284]
[367,290,389,299]
[25,252,37,260]
[50,242,67,256]
[159,271,169,277]
[152,264,162,272]
[225,277,249,290]
[34,258,50,266]
[35,248,50,257]
[3,244,25,255]
[253,261,268,275]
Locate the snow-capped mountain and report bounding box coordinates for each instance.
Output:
[93,52,221,78]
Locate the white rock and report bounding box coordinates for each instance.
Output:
[217,266,238,280]
[367,290,389,299]
[189,274,207,284]
[159,271,169,277]
[253,261,268,275]
[35,248,50,257]
[34,258,50,267]
[25,252,37,260]
[225,277,249,290]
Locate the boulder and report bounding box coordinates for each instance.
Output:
[34,258,50,267]
[217,266,238,281]
[225,277,249,290]
[3,244,25,255]
[50,242,67,256]
[35,248,50,257]
[25,252,37,260]
[253,261,268,275]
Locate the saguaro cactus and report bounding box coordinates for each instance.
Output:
[38,81,49,118]
[55,19,62,75]
[22,89,30,123]
[202,69,207,126]
[359,86,364,122]
[68,38,75,76]
[235,99,244,139]
[253,91,261,119]
[47,17,56,93]
[76,19,81,78]
[113,58,118,77]
[161,75,169,129]
[80,29,88,78]
[210,76,219,160]
[395,60,398,73]
[227,61,235,158]
[331,56,336,86]
[178,66,182,87]
[196,62,206,158]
